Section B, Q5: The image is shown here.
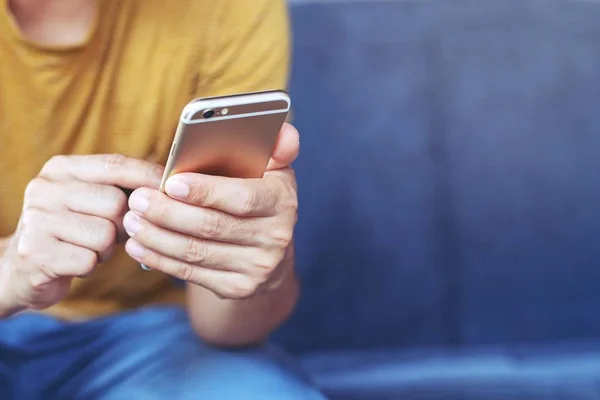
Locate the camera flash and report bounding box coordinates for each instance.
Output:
[221,108,229,115]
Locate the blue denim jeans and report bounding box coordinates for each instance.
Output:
[0,306,325,399]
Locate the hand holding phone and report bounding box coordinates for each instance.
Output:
[123,123,300,301]
[137,90,291,271]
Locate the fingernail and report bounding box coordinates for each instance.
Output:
[129,193,149,214]
[123,213,142,236]
[165,178,189,198]
[126,239,147,259]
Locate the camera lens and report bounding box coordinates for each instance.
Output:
[202,109,215,119]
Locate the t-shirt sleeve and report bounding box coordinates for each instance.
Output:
[196,0,290,97]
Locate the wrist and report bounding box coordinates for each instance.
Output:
[0,296,23,319]
[0,248,24,319]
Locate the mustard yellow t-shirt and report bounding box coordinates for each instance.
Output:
[0,0,290,319]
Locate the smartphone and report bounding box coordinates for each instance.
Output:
[140,90,291,271]
[159,89,291,191]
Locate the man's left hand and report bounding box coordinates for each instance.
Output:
[123,123,300,299]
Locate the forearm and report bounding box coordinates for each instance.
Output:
[186,245,299,348]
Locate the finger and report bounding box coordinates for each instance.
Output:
[23,237,98,278]
[25,179,128,224]
[123,211,260,272]
[27,209,117,263]
[125,238,257,299]
[129,188,258,243]
[266,123,300,171]
[163,172,295,218]
[39,154,164,190]
[50,240,99,278]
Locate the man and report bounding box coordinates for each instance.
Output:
[0,0,325,398]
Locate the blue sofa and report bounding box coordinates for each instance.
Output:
[275,1,600,399]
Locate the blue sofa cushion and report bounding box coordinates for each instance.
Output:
[301,342,600,400]
[276,0,600,354]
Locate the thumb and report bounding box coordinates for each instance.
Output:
[266,123,300,171]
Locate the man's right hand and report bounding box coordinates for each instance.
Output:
[0,154,163,317]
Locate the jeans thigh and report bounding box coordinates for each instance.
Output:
[44,307,326,400]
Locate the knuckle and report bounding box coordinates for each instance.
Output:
[222,277,259,300]
[41,155,67,176]
[199,211,224,238]
[20,209,47,236]
[68,249,97,276]
[20,208,38,228]
[38,262,59,282]
[79,252,98,276]
[269,227,294,249]
[241,189,261,215]
[183,237,207,264]
[23,178,48,206]
[16,234,36,260]
[106,188,127,218]
[103,154,127,171]
[234,220,252,237]
[253,251,281,279]
[279,191,298,213]
[286,168,298,185]
[275,176,298,213]
[193,178,213,205]
[95,221,117,251]
[148,163,164,183]
[29,268,54,292]
[149,197,169,223]
[175,261,195,282]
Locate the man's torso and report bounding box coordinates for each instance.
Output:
[0,0,266,318]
